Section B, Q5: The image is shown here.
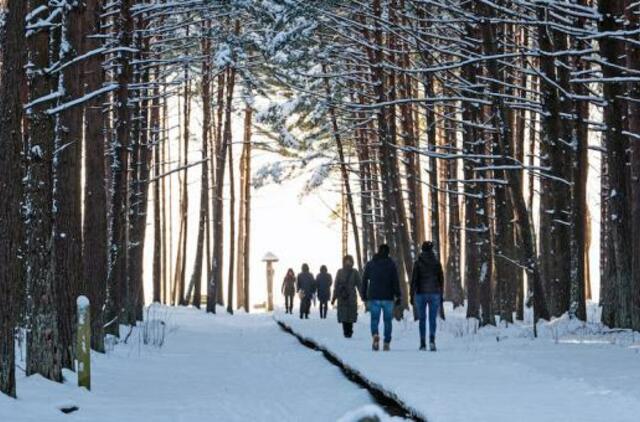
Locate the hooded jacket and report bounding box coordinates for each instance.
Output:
[361,254,401,301]
[410,251,444,296]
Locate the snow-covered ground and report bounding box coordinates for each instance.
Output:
[276,303,640,422]
[0,306,395,422]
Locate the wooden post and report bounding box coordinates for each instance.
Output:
[76,296,91,390]
[262,252,279,312]
[267,261,274,312]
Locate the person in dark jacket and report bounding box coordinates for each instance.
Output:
[297,263,316,319]
[410,241,444,351]
[316,265,333,319]
[331,255,361,337]
[361,244,401,351]
[282,269,297,314]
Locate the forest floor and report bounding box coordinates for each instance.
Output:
[276,303,640,422]
[0,307,395,422]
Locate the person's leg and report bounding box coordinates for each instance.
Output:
[300,297,305,318]
[415,294,428,348]
[427,293,441,347]
[381,301,394,345]
[369,301,382,337]
[345,322,353,337]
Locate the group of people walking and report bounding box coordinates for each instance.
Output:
[281,241,444,352]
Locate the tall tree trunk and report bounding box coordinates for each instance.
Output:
[227,86,236,315]
[444,106,464,308]
[242,105,252,313]
[626,0,640,331]
[0,0,26,396]
[188,32,212,309]
[25,0,63,381]
[210,42,238,311]
[175,60,190,306]
[207,71,226,313]
[83,0,108,351]
[152,66,163,304]
[106,0,134,335]
[236,102,252,311]
[599,0,633,328]
[537,6,573,317]
[54,1,85,369]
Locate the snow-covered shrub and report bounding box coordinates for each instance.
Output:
[141,304,169,348]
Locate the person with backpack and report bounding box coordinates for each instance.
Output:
[281,269,297,314]
[316,265,332,319]
[331,255,361,337]
[410,241,444,351]
[297,263,315,319]
[361,244,401,351]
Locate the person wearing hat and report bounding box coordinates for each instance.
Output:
[410,241,444,351]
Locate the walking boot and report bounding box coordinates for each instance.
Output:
[383,342,390,352]
[372,334,380,351]
[419,339,427,351]
[429,336,437,352]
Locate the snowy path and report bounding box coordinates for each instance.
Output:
[1,307,394,422]
[276,306,640,422]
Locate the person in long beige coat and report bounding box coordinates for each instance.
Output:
[331,255,361,338]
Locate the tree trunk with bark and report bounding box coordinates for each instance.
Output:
[0,0,26,396]
[25,0,63,381]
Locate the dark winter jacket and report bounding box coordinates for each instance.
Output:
[361,254,401,301]
[332,267,361,323]
[297,271,316,299]
[282,274,296,296]
[316,272,333,302]
[410,251,444,296]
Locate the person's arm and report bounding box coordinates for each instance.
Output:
[410,261,419,301]
[392,261,401,302]
[282,278,286,294]
[296,275,301,292]
[331,272,340,304]
[438,262,445,294]
[361,264,369,301]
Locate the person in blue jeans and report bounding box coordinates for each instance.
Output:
[361,244,401,351]
[411,241,444,351]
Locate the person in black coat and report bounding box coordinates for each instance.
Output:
[297,263,316,319]
[281,269,297,314]
[315,265,332,319]
[361,244,401,351]
[410,241,444,351]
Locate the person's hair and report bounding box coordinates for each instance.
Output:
[377,244,390,257]
[343,255,354,266]
[320,265,327,273]
[301,263,309,272]
[422,241,434,253]
[286,268,295,277]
